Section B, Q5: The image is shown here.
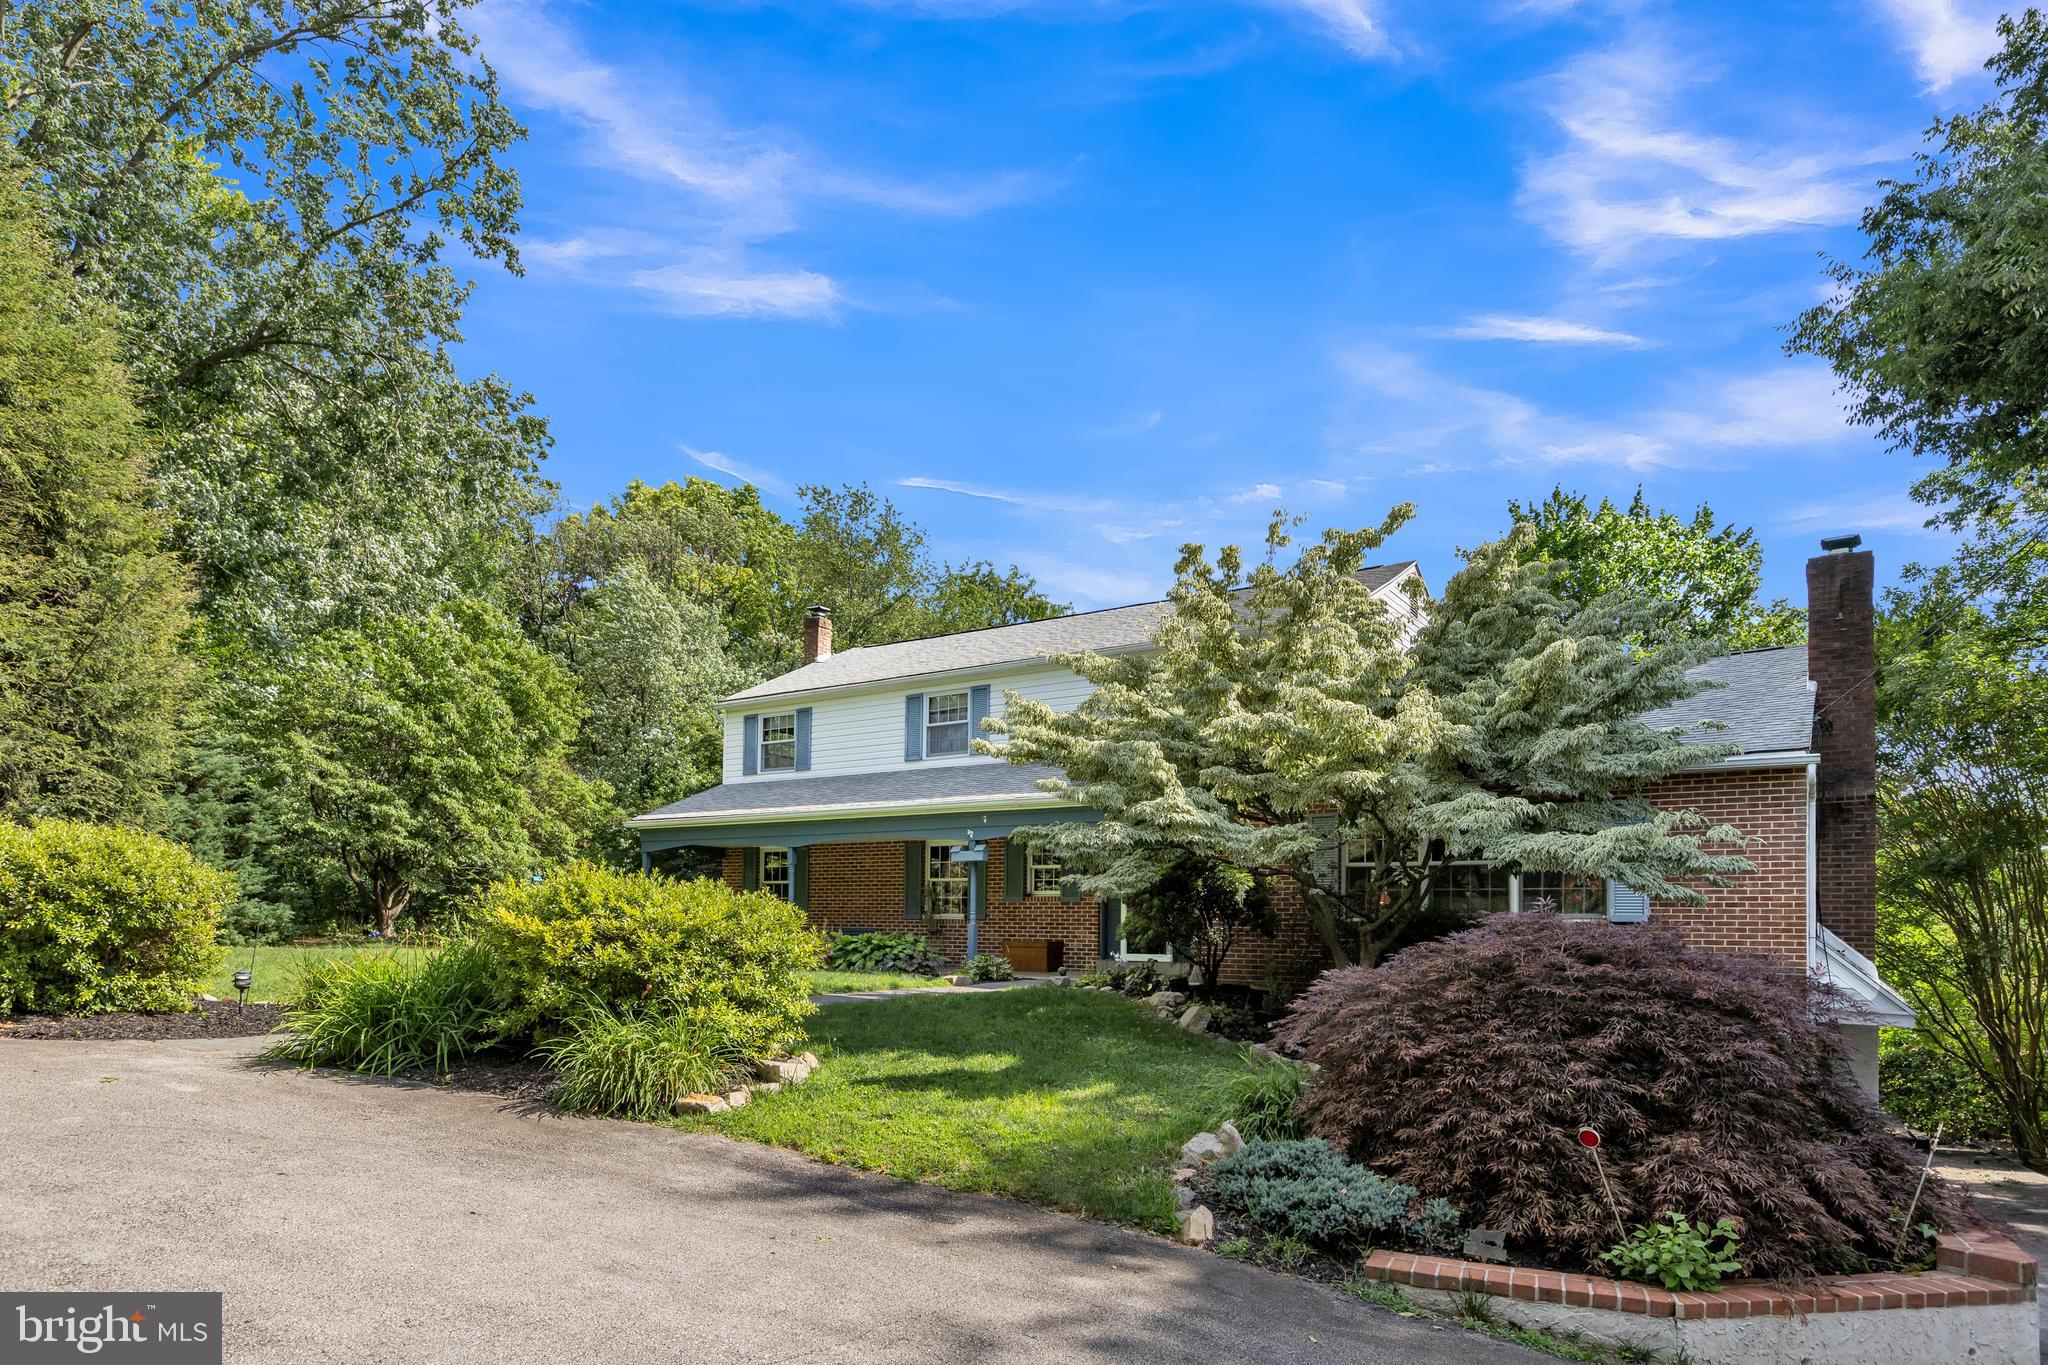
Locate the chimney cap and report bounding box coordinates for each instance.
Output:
[806,604,832,618]
[1819,533,1863,554]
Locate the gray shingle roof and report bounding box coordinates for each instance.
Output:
[638,643,1814,826]
[628,762,1067,825]
[1640,645,1813,754]
[725,562,1419,703]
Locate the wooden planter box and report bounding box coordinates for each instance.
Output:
[1004,939,1064,974]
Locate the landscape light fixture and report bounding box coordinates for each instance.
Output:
[233,969,252,1012]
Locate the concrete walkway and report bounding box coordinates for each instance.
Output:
[0,1036,1533,1364]
[809,978,1041,1004]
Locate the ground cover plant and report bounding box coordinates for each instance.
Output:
[671,987,1254,1230]
[827,930,947,976]
[0,820,230,1014]
[1211,1138,1459,1251]
[1277,915,1960,1279]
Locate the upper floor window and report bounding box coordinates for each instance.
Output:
[760,712,797,771]
[925,691,971,756]
[1028,847,1064,896]
[761,848,792,901]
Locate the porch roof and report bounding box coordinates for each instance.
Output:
[627,761,1076,841]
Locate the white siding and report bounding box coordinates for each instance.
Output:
[716,577,1424,784]
[721,664,1096,784]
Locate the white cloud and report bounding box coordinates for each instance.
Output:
[1305,478,1348,497]
[1436,313,1647,346]
[682,444,791,493]
[1228,482,1285,504]
[897,476,1114,514]
[1404,461,1470,476]
[1519,39,1885,261]
[1265,0,1394,58]
[469,0,1044,320]
[1783,493,1945,536]
[1339,346,1858,472]
[1091,408,1165,438]
[1094,523,1159,544]
[1874,0,2001,92]
[1032,562,1166,608]
[632,262,843,321]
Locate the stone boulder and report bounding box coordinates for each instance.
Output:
[1217,1120,1244,1157]
[1176,1004,1213,1033]
[1180,1132,1226,1164]
[672,1094,730,1115]
[1175,1205,1216,1244]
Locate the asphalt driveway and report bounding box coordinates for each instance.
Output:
[0,1036,1532,1364]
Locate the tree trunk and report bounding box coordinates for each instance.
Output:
[2009,1104,2048,1175]
[374,883,410,938]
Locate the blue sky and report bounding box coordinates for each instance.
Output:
[454,0,2005,611]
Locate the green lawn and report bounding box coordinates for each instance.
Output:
[207,943,429,1002]
[672,987,1250,1231]
[211,946,945,1004]
[805,969,950,995]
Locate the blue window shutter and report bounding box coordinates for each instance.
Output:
[903,842,924,919]
[1099,898,1120,957]
[741,848,760,892]
[969,684,991,743]
[742,714,759,776]
[1059,874,1081,904]
[794,707,813,772]
[1607,880,1650,923]
[1003,839,1026,901]
[904,694,924,762]
[792,847,810,911]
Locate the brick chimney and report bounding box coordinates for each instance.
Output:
[1807,536,1877,958]
[802,605,833,664]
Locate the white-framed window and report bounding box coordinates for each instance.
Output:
[1028,847,1064,896]
[926,842,969,917]
[1518,869,1605,917]
[760,712,797,771]
[761,847,792,901]
[925,691,971,756]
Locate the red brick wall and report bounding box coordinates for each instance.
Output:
[1640,766,1809,968]
[1808,549,1879,958]
[720,768,1811,980]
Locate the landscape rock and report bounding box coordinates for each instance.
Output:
[672,1094,730,1115]
[1171,1166,1198,1183]
[1150,991,1186,1012]
[750,1082,782,1095]
[1217,1121,1244,1157]
[1180,1132,1226,1164]
[797,1052,819,1069]
[754,1057,811,1085]
[1176,1184,1197,1211]
[1176,1004,1213,1034]
[1175,1205,1215,1244]
[942,975,971,987]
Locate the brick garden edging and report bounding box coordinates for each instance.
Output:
[1354,1231,2037,1365]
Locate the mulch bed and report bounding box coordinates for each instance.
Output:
[395,1053,558,1105]
[1,997,288,1041]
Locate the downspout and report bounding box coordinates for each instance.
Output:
[1806,760,1821,983]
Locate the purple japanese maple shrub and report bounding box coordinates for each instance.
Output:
[1274,916,1959,1278]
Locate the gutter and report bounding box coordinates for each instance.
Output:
[1678,748,1819,773]
[625,791,1072,831]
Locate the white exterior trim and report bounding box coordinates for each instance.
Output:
[1679,748,1820,773]
[625,792,1070,831]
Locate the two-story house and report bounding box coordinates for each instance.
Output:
[628,543,1913,1090]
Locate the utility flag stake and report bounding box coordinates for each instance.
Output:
[1578,1126,1628,1243]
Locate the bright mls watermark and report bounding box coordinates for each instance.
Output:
[3,1294,220,1363]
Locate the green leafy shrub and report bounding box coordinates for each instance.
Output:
[266,941,506,1075]
[1601,1213,1743,1291]
[537,1002,750,1120]
[468,861,822,1056]
[828,930,945,976]
[0,819,229,1014]
[1213,1051,1311,1140]
[1880,1029,2012,1142]
[1211,1139,1456,1250]
[1075,968,1112,988]
[965,953,1014,982]
[1113,960,1161,996]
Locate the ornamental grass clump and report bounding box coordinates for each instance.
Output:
[537,1001,751,1120]
[266,940,505,1075]
[1276,916,1961,1278]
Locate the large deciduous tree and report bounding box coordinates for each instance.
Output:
[234,601,602,934]
[988,510,1751,966]
[1876,564,2048,1170]
[1790,11,2048,585]
[0,164,192,824]
[1509,487,1804,650]
[1,0,547,635]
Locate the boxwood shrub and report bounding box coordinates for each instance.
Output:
[0,819,230,1014]
[468,861,824,1057]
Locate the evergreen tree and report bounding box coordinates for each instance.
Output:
[989,510,1752,965]
[0,166,191,823]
